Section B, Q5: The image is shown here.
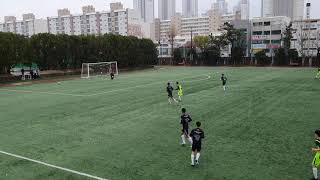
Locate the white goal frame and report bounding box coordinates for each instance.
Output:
[81,61,118,79]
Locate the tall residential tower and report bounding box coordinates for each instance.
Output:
[261,0,304,20]
[158,0,176,20]
[182,0,198,17]
[133,0,155,23]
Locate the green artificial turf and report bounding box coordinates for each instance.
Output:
[0,67,319,180]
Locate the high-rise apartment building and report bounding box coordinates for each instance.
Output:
[215,0,228,15]
[58,8,71,17]
[82,5,95,14]
[261,0,273,17]
[110,2,124,11]
[133,0,154,23]
[262,0,304,20]
[0,14,48,36]
[158,0,176,20]
[182,0,198,18]
[47,4,146,37]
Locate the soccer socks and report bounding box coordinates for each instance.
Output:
[188,136,193,145]
[196,153,200,162]
[181,135,186,145]
[191,153,200,166]
[168,98,172,104]
[191,154,195,165]
[173,98,178,103]
[223,86,226,91]
[178,96,182,101]
[313,167,318,179]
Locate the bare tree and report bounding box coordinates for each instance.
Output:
[293,20,307,65]
[167,25,177,65]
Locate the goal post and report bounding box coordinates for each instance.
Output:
[81,61,118,78]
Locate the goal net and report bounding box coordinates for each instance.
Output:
[81,61,118,78]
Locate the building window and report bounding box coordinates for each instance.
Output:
[264,22,270,26]
[253,31,262,35]
[271,30,281,35]
[264,31,270,35]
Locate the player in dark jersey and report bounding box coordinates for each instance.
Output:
[221,74,227,91]
[311,129,320,180]
[190,121,205,166]
[167,82,178,104]
[180,108,193,146]
[110,72,115,80]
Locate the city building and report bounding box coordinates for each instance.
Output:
[221,13,237,25]
[23,13,35,20]
[133,0,154,23]
[233,0,250,20]
[58,8,71,16]
[182,0,198,18]
[82,5,96,14]
[156,14,210,41]
[4,16,16,22]
[207,5,222,33]
[0,14,48,36]
[251,16,291,59]
[291,19,320,58]
[158,0,176,20]
[47,3,150,38]
[110,2,124,11]
[215,0,229,15]
[261,0,304,20]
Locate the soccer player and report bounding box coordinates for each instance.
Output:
[110,72,115,80]
[221,73,227,91]
[180,108,193,146]
[316,68,320,79]
[190,121,205,166]
[311,129,320,180]
[21,68,25,80]
[176,82,183,101]
[167,82,178,104]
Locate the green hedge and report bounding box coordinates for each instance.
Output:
[0,32,157,73]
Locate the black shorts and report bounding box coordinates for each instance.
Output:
[192,142,202,152]
[168,93,173,98]
[222,81,226,86]
[182,128,189,135]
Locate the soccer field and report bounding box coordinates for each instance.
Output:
[0,67,319,180]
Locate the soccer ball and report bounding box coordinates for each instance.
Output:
[57,82,61,85]
[208,76,211,79]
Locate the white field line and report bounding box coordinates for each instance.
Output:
[0,150,108,180]
[0,89,88,97]
[0,74,211,97]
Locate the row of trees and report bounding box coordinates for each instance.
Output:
[0,32,157,74]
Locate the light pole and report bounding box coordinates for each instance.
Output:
[270,22,274,66]
[190,27,193,63]
[158,41,162,65]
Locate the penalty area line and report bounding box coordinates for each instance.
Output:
[0,150,108,180]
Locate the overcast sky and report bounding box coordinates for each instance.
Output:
[0,0,319,21]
